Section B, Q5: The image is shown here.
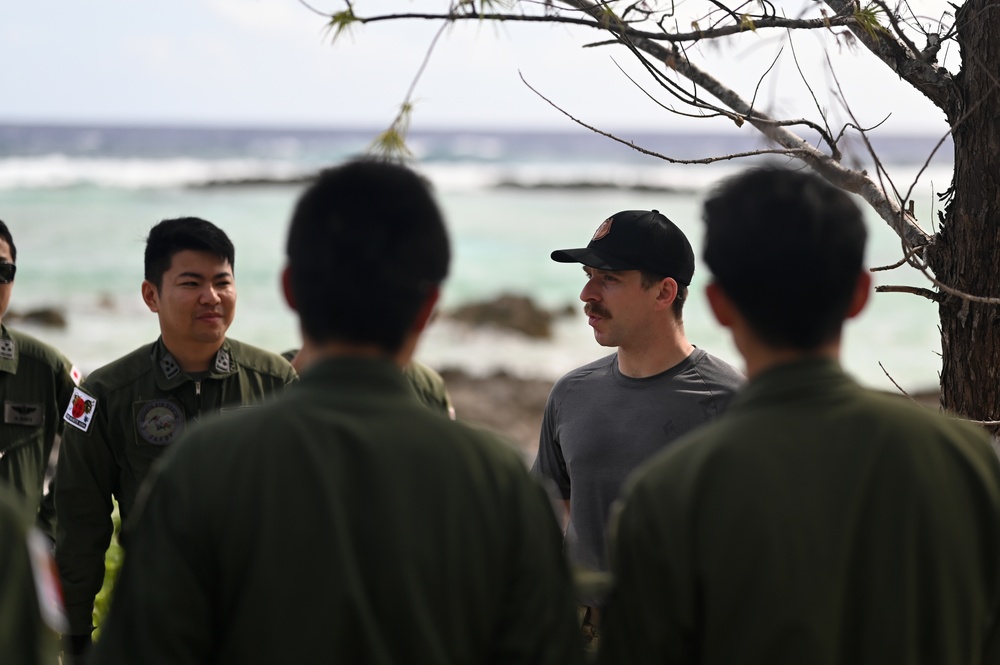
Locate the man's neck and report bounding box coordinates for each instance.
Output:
[293,339,410,374]
[617,336,695,378]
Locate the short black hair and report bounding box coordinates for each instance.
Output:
[286,160,450,353]
[144,217,235,289]
[639,269,687,321]
[0,220,16,263]
[702,165,867,350]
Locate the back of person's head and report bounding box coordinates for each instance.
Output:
[0,220,16,262]
[144,217,235,289]
[286,159,450,353]
[702,165,867,349]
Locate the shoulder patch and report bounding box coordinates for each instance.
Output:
[63,387,97,432]
[0,337,14,360]
[69,364,82,386]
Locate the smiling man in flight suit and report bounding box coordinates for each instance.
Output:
[55,217,297,662]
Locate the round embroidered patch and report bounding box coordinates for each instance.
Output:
[136,400,185,445]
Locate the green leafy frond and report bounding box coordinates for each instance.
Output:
[324,8,358,44]
[852,4,886,41]
[367,104,414,162]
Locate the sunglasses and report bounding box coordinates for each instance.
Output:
[0,263,15,284]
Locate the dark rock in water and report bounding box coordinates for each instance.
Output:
[495,179,696,194]
[448,294,554,339]
[7,307,68,328]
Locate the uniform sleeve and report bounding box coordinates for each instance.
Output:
[599,478,697,665]
[492,472,583,665]
[90,441,215,664]
[55,386,117,636]
[35,355,78,538]
[530,392,571,499]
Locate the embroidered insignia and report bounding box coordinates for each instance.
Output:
[63,387,97,432]
[69,365,82,386]
[214,350,231,373]
[4,401,42,426]
[136,399,185,445]
[160,354,180,380]
[592,217,613,241]
[0,338,15,360]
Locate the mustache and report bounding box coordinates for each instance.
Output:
[584,303,611,319]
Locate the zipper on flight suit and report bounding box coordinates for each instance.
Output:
[194,380,202,419]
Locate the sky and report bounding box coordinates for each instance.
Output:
[0,0,957,134]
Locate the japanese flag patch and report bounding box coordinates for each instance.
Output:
[63,387,97,433]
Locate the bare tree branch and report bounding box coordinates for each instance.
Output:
[559,0,932,249]
[519,72,814,164]
[875,285,943,302]
[822,0,960,115]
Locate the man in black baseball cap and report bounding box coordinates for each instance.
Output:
[532,208,744,651]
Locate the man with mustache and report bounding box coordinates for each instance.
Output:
[55,217,297,663]
[532,210,744,649]
[599,166,1000,665]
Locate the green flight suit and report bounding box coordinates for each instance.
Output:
[92,357,582,665]
[0,483,60,665]
[0,325,77,522]
[55,337,296,636]
[601,358,1000,665]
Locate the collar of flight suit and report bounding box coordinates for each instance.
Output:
[150,336,239,391]
[0,325,19,375]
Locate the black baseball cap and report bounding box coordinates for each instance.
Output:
[550,210,695,285]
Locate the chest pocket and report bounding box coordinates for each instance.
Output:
[129,399,187,460]
[0,401,45,455]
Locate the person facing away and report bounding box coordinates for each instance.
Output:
[0,220,80,532]
[599,165,1000,665]
[531,209,743,637]
[55,217,297,660]
[90,160,583,665]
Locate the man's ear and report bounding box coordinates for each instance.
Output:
[412,286,440,334]
[281,266,298,312]
[705,282,735,328]
[141,280,159,313]
[846,271,871,319]
[653,277,679,310]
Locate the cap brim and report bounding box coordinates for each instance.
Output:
[550,248,638,271]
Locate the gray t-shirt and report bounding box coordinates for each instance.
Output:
[532,348,744,575]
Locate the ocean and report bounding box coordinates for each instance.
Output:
[0,123,954,392]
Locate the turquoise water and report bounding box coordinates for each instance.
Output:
[0,124,950,392]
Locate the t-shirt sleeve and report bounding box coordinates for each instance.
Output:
[530,391,571,499]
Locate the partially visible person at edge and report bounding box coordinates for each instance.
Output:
[91,160,582,665]
[55,217,297,663]
[531,209,744,648]
[0,481,63,665]
[599,165,1000,665]
[0,220,80,536]
[282,348,455,419]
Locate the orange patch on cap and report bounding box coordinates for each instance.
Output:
[592,217,613,241]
